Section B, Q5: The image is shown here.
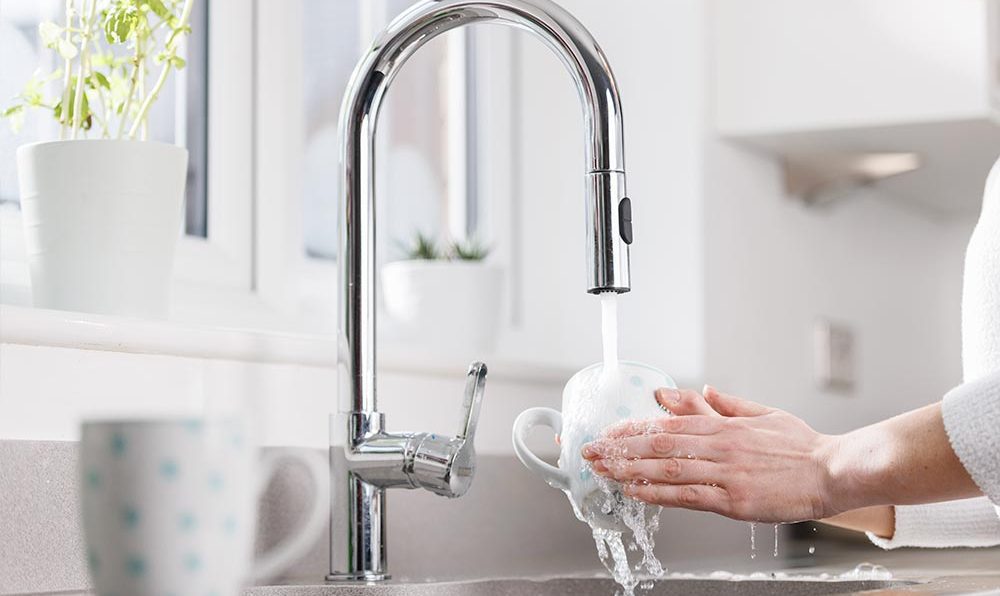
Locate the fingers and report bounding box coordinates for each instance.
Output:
[623,483,731,515]
[591,456,722,486]
[583,429,717,461]
[655,387,720,417]
[600,413,723,440]
[703,385,771,417]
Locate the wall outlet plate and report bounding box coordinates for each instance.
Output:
[814,318,855,391]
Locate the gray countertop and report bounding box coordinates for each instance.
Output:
[6,442,998,596]
[31,548,1000,596]
[239,547,1000,596]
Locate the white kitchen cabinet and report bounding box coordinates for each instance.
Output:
[713,0,1000,214]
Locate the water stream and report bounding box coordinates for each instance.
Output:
[577,294,666,595]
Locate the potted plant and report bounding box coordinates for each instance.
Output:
[381,233,504,355]
[3,0,195,318]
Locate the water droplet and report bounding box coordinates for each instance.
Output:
[808,546,816,555]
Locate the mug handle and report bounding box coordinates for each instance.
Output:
[251,448,330,582]
[512,407,571,491]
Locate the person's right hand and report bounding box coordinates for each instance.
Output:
[583,386,839,523]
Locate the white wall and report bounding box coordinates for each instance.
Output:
[713,0,991,135]
[506,0,979,436]
[499,0,707,382]
[702,141,976,434]
[0,0,983,451]
[0,342,563,455]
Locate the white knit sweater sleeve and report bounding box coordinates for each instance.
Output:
[867,369,1000,549]
[867,498,1000,549]
[942,368,1000,504]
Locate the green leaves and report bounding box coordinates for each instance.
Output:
[103,3,139,44]
[38,21,79,60]
[401,233,492,262]
[11,0,196,140]
[2,104,26,133]
[154,51,185,69]
[406,232,442,260]
[451,238,491,261]
[90,71,111,90]
[53,77,92,130]
[1,68,61,132]
[144,0,178,27]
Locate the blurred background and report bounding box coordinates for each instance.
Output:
[1,0,998,584]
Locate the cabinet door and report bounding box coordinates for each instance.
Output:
[714,0,992,136]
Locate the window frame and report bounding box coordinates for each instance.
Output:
[1,0,515,341]
[172,0,254,292]
[250,0,505,337]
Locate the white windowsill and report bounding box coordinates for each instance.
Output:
[0,304,337,367]
[0,305,576,383]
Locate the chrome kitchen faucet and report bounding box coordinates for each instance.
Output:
[330,0,632,581]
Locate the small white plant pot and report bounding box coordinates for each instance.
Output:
[381,260,504,355]
[16,140,188,318]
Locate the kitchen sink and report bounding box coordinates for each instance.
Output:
[247,576,917,596]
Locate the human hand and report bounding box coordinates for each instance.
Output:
[581,386,838,523]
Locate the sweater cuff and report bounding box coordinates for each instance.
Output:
[867,498,1000,549]
[942,371,1000,505]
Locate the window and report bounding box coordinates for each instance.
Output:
[299,0,479,262]
[251,0,486,333]
[0,0,493,339]
[0,0,208,237]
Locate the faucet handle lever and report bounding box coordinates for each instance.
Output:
[457,361,487,443]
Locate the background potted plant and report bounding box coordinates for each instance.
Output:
[4,0,195,318]
[382,232,504,355]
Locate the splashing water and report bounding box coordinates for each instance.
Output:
[839,563,893,581]
[584,428,664,595]
[564,294,665,595]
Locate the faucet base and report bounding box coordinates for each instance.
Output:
[325,572,391,582]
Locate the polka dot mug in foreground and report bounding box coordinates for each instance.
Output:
[80,418,329,596]
[512,361,675,531]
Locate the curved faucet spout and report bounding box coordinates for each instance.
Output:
[332,0,633,582]
[339,0,633,414]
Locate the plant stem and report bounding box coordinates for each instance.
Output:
[127,0,195,139]
[89,38,111,138]
[117,34,142,139]
[58,0,75,140]
[70,0,97,139]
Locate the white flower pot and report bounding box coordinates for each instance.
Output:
[381,260,504,355]
[16,140,187,318]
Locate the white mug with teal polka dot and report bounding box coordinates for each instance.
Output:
[80,418,329,596]
[512,361,674,531]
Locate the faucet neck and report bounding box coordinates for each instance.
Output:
[338,0,631,415]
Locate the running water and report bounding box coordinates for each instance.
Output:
[573,293,666,595]
[601,293,620,374]
[749,522,757,559]
[773,524,779,557]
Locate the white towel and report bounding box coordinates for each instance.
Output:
[867,498,1000,549]
[868,156,1000,549]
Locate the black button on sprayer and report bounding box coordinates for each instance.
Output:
[619,197,633,244]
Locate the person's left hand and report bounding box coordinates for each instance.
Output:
[581,386,838,523]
